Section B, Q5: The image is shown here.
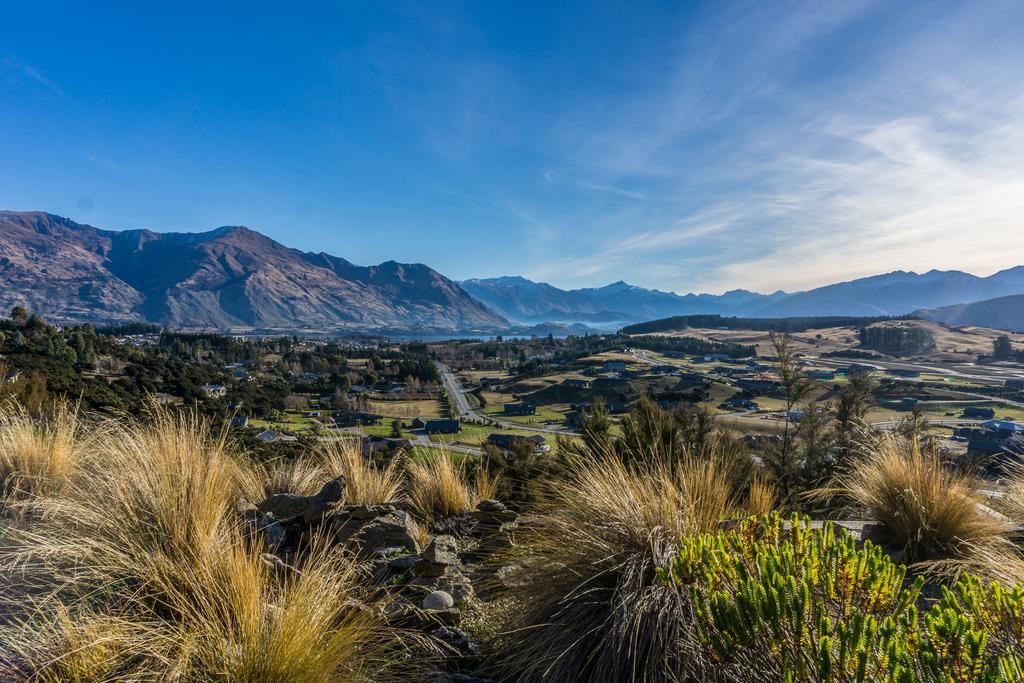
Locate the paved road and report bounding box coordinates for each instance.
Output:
[437,362,577,436]
[439,364,474,416]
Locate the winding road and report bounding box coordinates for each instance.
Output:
[437,363,577,436]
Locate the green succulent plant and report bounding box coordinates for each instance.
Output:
[659,513,1024,682]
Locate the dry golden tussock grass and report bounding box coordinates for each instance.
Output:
[745,475,778,517]
[406,450,475,522]
[317,438,404,505]
[498,453,740,682]
[827,433,1011,562]
[0,402,81,506]
[0,407,421,681]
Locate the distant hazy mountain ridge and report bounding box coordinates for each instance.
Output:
[466,268,1024,326]
[460,276,789,325]
[0,211,506,331]
[918,294,1024,332]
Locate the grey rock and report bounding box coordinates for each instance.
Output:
[333,506,420,554]
[389,553,420,572]
[258,476,347,524]
[239,499,287,549]
[411,568,475,605]
[260,552,301,579]
[431,626,479,655]
[423,590,455,611]
[414,535,460,577]
[476,499,505,513]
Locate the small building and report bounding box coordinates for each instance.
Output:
[200,383,227,398]
[409,417,426,430]
[334,411,383,428]
[256,429,279,443]
[721,397,759,412]
[229,415,249,429]
[424,419,460,434]
[963,406,996,420]
[604,360,627,373]
[562,378,591,389]
[256,429,296,444]
[504,402,536,416]
[486,433,548,453]
[361,435,412,456]
[957,420,1024,456]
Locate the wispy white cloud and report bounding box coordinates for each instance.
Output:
[514,1,1024,294]
[2,58,65,98]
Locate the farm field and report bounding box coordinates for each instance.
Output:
[367,398,445,419]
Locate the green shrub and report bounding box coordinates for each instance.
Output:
[659,514,1024,682]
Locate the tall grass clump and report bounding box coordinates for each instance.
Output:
[249,452,330,499]
[318,438,404,505]
[497,453,739,682]
[6,407,245,596]
[744,474,777,517]
[240,438,404,506]
[407,450,475,522]
[1,408,420,681]
[827,433,1010,562]
[0,402,81,506]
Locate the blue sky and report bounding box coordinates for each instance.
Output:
[2,1,1023,294]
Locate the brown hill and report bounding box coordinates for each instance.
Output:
[0,211,506,332]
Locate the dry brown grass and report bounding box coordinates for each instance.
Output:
[827,433,1011,562]
[0,407,421,681]
[317,439,404,506]
[248,453,329,499]
[745,475,778,517]
[240,438,405,506]
[406,450,474,522]
[474,465,499,502]
[498,453,740,682]
[0,402,81,506]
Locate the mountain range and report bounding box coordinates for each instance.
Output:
[918,295,1024,333]
[462,267,1024,327]
[2,210,1024,333]
[0,211,504,332]
[459,276,789,326]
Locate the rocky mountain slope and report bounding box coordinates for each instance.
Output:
[754,267,1024,318]
[917,294,1024,332]
[0,211,506,332]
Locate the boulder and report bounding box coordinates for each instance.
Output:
[411,568,475,605]
[389,553,420,572]
[472,499,518,527]
[332,504,421,554]
[431,626,479,655]
[258,476,347,524]
[238,499,287,549]
[422,590,455,611]
[476,499,505,513]
[414,535,459,578]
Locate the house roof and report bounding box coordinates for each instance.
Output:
[982,420,1024,432]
